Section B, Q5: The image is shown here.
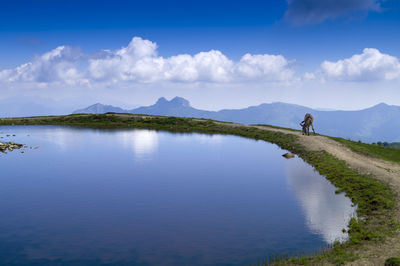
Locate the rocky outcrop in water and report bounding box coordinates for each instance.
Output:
[0,142,23,153]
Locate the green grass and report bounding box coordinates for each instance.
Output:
[385,257,400,266]
[330,137,400,165]
[1,114,398,265]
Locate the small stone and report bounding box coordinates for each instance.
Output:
[282,152,295,159]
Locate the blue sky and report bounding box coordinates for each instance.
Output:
[0,0,399,114]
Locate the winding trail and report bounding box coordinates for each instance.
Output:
[252,125,400,265]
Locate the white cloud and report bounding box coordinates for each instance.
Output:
[303,72,316,80]
[0,46,82,85]
[87,37,163,82]
[88,37,294,83]
[236,53,295,81]
[0,37,295,86]
[319,48,400,81]
[163,50,234,82]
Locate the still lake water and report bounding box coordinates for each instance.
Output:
[0,126,356,265]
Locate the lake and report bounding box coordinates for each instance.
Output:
[0,126,356,265]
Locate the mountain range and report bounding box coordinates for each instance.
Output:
[73,97,400,143]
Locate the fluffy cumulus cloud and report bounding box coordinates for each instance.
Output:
[285,0,382,25]
[0,46,82,85]
[236,53,295,81]
[88,37,294,83]
[88,38,236,83]
[0,37,295,87]
[319,48,400,81]
[88,37,162,82]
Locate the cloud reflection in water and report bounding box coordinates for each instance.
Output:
[118,129,159,160]
[285,157,357,243]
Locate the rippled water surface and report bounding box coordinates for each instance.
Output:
[0,126,356,265]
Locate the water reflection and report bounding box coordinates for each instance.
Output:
[285,158,357,243]
[118,129,159,160]
[38,127,85,151]
[177,133,224,144]
[0,126,358,265]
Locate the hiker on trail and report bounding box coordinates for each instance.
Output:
[300,113,315,136]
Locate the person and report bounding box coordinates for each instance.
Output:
[300,113,315,135]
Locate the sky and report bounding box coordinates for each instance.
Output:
[0,0,399,114]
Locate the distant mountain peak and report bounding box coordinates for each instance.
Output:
[73,103,126,114]
[170,96,190,107]
[155,96,190,107]
[368,102,390,110]
[90,103,107,108]
[156,97,168,104]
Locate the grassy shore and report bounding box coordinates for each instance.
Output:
[1,113,399,265]
[329,137,400,165]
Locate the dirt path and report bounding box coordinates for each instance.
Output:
[251,125,400,265]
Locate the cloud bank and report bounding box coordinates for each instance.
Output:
[0,37,295,87]
[1,37,399,90]
[319,48,400,81]
[285,0,382,25]
[88,37,295,83]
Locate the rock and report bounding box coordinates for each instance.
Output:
[0,141,24,153]
[282,152,295,159]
